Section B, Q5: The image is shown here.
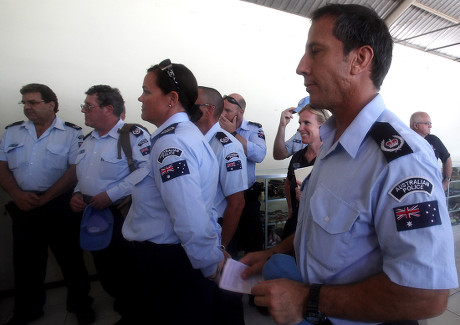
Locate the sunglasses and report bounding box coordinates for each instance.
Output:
[159,59,180,93]
[223,95,242,109]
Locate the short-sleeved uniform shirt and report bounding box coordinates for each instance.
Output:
[74,119,151,202]
[236,118,266,187]
[122,112,223,277]
[205,122,248,221]
[294,94,458,325]
[0,117,83,191]
[285,131,307,157]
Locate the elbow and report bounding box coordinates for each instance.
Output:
[415,290,449,320]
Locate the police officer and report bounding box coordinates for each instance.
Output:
[194,86,248,325]
[69,85,151,323]
[220,93,266,253]
[122,59,225,324]
[241,4,458,325]
[0,83,94,325]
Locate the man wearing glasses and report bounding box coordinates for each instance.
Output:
[220,93,266,254]
[0,83,94,325]
[410,111,452,191]
[70,85,151,323]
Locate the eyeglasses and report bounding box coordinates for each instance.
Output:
[80,103,100,112]
[223,95,242,109]
[416,122,432,126]
[194,103,216,109]
[159,59,180,93]
[18,100,45,106]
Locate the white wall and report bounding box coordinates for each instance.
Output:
[1,0,459,291]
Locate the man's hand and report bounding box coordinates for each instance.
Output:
[70,192,87,212]
[280,107,295,127]
[251,278,309,325]
[239,250,273,279]
[209,250,231,284]
[12,191,41,211]
[442,179,450,192]
[219,115,238,134]
[90,192,112,210]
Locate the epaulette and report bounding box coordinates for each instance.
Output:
[83,131,93,140]
[248,121,262,128]
[158,123,178,138]
[129,125,144,137]
[65,121,82,130]
[368,122,413,163]
[5,121,24,129]
[215,131,233,146]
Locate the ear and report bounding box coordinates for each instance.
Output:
[350,45,374,75]
[104,105,115,115]
[168,91,180,107]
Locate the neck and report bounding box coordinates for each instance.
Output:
[96,118,119,137]
[34,116,55,138]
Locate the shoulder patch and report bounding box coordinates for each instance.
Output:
[248,121,262,128]
[368,122,413,163]
[65,121,82,130]
[158,123,179,138]
[130,125,143,137]
[160,160,190,182]
[225,152,240,161]
[226,160,243,172]
[389,177,433,202]
[393,200,441,232]
[158,147,183,163]
[216,131,232,146]
[5,121,24,129]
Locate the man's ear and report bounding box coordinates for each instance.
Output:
[351,45,374,75]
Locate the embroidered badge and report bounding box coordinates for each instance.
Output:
[393,200,441,232]
[160,160,190,182]
[220,136,231,144]
[159,123,178,137]
[226,160,242,171]
[225,152,240,161]
[389,177,433,202]
[293,139,301,143]
[138,139,148,146]
[140,146,151,156]
[258,131,265,140]
[368,122,413,163]
[157,148,183,163]
[131,126,142,137]
[380,135,404,152]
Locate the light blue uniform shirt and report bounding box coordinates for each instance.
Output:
[122,112,223,277]
[0,117,83,191]
[294,94,458,325]
[75,119,150,202]
[236,118,266,187]
[205,122,248,221]
[285,131,306,157]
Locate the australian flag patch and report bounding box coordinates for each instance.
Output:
[160,160,190,182]
[226,160,242,171]
[393,200,441,232]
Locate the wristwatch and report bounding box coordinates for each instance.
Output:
[444,177,451,182]
[304,283,327,324]
[231,131,238,136]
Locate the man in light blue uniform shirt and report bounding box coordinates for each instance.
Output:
[220,93,266,253]
[0,83,94,325]
[241,4,458,325]
[194,86,248,325]
[70,85,150,323]
[273,96,310,160]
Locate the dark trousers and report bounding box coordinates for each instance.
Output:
[213,289,245,325]
[7,191,91,314]
[237,186,264,253]
[132,241,215,325]
[89,207,136,316]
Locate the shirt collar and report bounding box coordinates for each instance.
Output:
[92,119,123,139]
[24,116,60,131]
[204,122,221,142]
[151,112,189,140]
[238,118,249,131]
[319,94,386,159]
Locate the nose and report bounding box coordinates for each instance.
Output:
[296,52,311,76]
[138,95,143,102]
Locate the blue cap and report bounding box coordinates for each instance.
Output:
[80,205,114,251]
[294,96,310,113]
[262,253,303,282]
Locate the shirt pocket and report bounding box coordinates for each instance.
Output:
[46,144,69,170]
[99,151,127,180]
[308,184,360,272]
[5,142,26,170]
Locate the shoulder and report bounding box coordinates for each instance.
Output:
[368,121,414,163]
[64,121,82,130]
[215,131,233,146]
[157,123,179,139]
[120,123,150,138]
[248,121,263,129]
[5,121,24,129]
[425,134,441,144]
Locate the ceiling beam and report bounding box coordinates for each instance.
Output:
[384,0,415,26]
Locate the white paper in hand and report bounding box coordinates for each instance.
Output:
[294,166,313,185]
[219,259,263,294]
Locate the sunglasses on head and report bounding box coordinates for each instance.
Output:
[223,95,242,109]
[158,59,180,93]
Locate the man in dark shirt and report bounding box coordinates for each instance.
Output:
[410,111,452,191]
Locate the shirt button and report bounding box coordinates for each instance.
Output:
[325,216,330,222]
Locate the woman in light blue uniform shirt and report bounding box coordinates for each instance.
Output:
[122,59,225,324]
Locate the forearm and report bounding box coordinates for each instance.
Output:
[234,133,248,156]
[273,125,289,160]
[442,157,452,179]
[269,233,295,255]
[0,161,23,198]
[221,192,244,247]
[320,272,449,322]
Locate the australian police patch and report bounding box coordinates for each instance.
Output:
[393,200,441,232]
[160,160,190,182]
[225,152,240,161]
[389,177,433,202]
[157,148,182,163]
